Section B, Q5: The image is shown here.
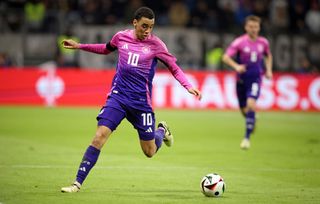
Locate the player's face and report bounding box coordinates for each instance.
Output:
[133,17,154,40]
[245,20,260,40]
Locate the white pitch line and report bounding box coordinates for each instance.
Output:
[0,164,319,173]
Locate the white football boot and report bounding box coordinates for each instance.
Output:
[61,181,81,193]
[240,138,250,150]
[158,121,173,147]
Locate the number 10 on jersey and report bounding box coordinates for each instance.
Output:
[127,52,139,66]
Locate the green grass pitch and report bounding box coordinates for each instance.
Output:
[0,106,319,204]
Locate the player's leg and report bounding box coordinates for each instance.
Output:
[75,125,112,184]
[139,139,157,158]
[61,125,112,193]
[236,80,247,118]
[138,121,173,157]
[240,97,256,149]
[240,108,246,118]
[61,101,125,192]
[126,108,170,158]
[241,81,260,149]
[158,121,173,147]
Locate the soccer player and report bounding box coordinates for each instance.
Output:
[222,15,273,150]
[61,7,201,193]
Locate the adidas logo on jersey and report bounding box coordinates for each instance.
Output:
[122,43,128,49]
[145,127,153,133]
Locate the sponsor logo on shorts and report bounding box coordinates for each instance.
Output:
[145,127,153,133]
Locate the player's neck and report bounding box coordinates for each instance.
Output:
[247,34,258,41]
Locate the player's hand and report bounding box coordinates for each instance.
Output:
[265,70,273,79]
[188,88,202,100]
[62,39,80,49]
[235,64,246,73]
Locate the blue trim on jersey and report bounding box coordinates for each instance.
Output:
[148,58,158,97]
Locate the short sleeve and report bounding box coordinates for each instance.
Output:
[225,37,241,57]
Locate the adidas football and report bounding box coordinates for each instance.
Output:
[200,173,226,197]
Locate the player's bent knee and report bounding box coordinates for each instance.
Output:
[141,145,156,158]
[140,140,156,158]
[144,152,153,158]
[143,149,155,158]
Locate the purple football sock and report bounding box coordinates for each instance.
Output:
[76,145,100,184]
[245,110,255,139]
[154,127,165,151]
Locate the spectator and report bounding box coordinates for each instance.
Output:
[217,1,236,32]
[144,0,171,26]
[234,0,253,26]
[189,0,209,28]
[79,0,101,25]
[124,0,143,24]
[100,0,118,25]
[305,1,320,34]
[289,1,308,33]
[0,52,13,68]
[168,0,190,27]
[269,0,289,32]
[252,0,270,32]
[297,57,319,74]
[56,27,79,68]
[206,43,223,70]
[56,0,82,28]
[24,0,46,32]
[2,0,25,32]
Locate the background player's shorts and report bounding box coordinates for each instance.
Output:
[96,96,155,141]
[236,79,261,108]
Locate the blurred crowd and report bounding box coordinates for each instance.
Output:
[0,0,319,73]
[1,0,319,34]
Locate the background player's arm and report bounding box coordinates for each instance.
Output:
[222,54,246,73]
[264,53,273,79]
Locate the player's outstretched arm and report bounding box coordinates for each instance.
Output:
[165,62,202,101]
[188,88,202,100]
[62,39,80,49]
[62,39,113,55]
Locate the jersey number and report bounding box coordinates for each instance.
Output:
[250,51,257,62]
[251,83,259,96]
[141,113,152,126]
[127,52,139,66]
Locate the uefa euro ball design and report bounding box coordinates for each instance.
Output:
[200,173,226,197]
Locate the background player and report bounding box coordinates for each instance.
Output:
[61,7,201,193]
[222,15,273,149]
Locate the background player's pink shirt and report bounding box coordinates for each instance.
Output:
[225,34,270,78]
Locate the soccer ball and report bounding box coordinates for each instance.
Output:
[200,173,226,197]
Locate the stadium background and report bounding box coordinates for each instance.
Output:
[0,1,320,204]
[0,0,319,111]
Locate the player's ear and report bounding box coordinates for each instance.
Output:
[133,19,138,28]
